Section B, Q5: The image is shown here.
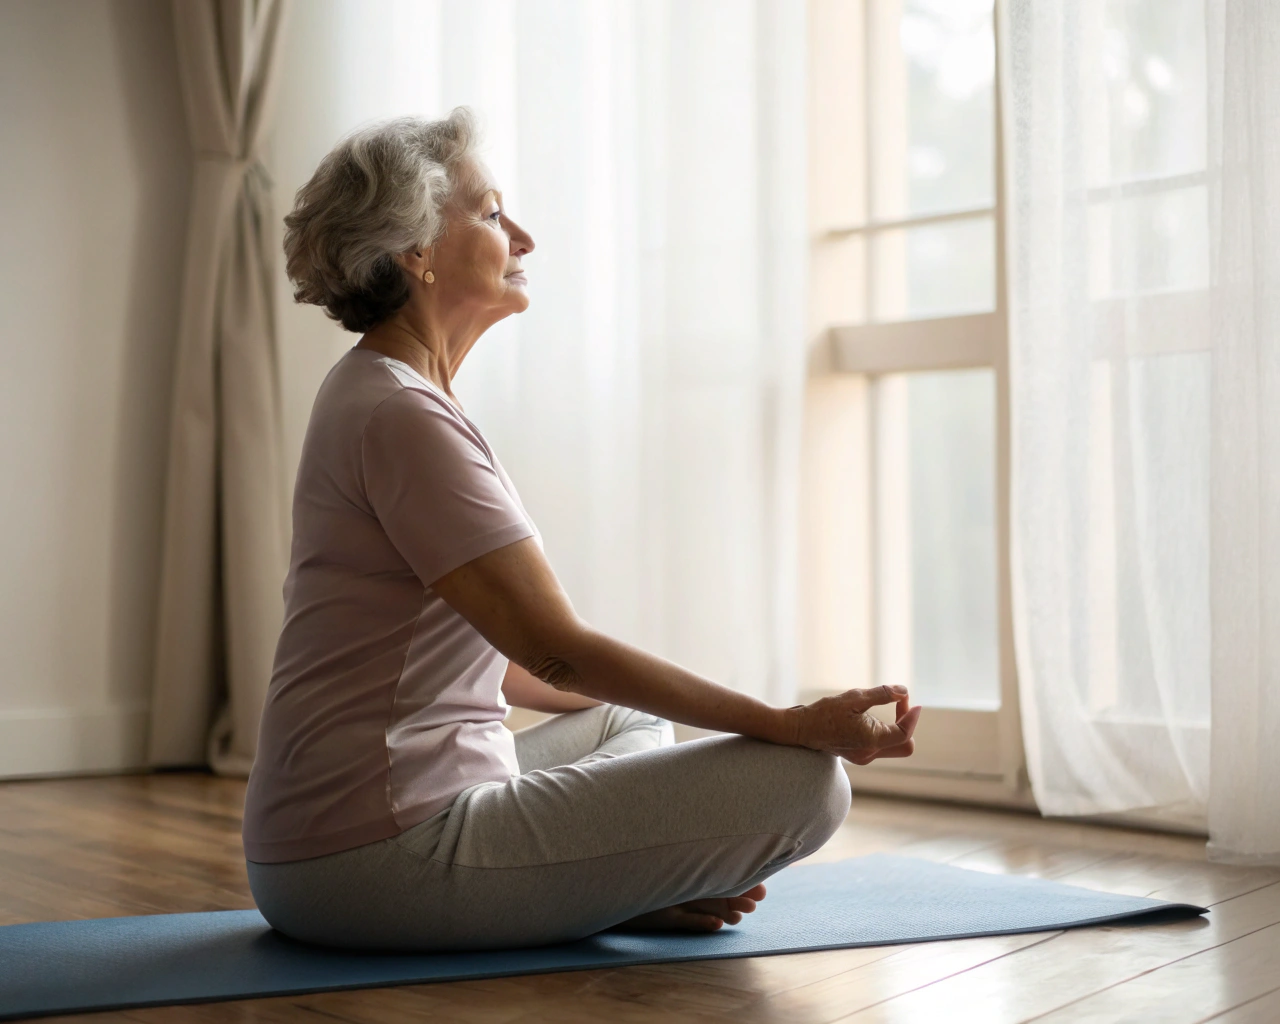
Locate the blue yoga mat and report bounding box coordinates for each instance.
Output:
[0,853,1204,1021]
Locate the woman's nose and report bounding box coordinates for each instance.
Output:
[510,222,534,256]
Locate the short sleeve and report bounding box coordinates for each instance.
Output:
[361,388,535,586]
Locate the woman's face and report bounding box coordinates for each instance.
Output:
[427,156,535,324]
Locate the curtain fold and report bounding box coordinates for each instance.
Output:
[1004,0,1279,862]
[1205,0,1280,864]
[147,0,291,774]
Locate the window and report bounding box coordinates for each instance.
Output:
[803,0,1024,804]
[804,0,1212,809]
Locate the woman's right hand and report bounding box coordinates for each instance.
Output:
[788,685,922,765]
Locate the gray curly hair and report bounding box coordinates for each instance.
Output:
[282,107,480,332]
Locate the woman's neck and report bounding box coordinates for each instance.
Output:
[357,317,474,410]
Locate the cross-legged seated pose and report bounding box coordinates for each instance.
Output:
[242,108,923,952]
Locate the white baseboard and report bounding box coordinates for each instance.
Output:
[0,702,151,779]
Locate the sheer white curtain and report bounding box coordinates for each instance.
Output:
[270,1,808,709]
[1003,0,1279,862]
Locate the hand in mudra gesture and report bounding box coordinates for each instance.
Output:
[789,685,922,765]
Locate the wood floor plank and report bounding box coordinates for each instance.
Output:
[1035,922,1280,1023]
[1047,854,1280,907]
[0,775,255,925]
[946,840,1122,881]
[118,998,363,1023]
[640,945,917,1003]
[829,882,1280,1023]
[1205,983,1280,1022]
[729,932,1060,1023]
[290,974,577,1024]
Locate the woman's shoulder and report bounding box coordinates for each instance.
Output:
[297,349,499,489]
[357,370,494,467]
[319,348,460,424]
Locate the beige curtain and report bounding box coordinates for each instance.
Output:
[148,0,291,775]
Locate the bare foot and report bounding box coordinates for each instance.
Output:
[611,883,768,933]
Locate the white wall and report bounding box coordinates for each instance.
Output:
[0,0,190,775]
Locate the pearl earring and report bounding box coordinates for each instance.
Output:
[423,270,435,284]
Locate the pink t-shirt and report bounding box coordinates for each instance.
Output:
[241,346,538,863]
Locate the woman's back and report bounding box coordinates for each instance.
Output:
[241,346,538,864]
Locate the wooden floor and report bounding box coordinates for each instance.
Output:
[2,773,1279,1023]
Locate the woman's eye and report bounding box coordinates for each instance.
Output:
[488,210,502,221]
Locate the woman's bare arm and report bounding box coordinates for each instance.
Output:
[432,537,921,759]
[501,660,601,713]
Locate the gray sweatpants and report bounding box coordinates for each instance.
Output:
[246,705,851,951]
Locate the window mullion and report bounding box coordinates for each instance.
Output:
[829,313,1000,374]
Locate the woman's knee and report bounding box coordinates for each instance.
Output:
[722,737,851,848]
[782,744,852,841]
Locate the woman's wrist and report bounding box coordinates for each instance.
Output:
[734,700,806,748]
[776,704,807,748]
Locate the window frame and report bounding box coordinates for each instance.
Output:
[803,0,1028,808]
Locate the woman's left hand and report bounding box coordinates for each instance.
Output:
[787,686,922,765]
[834,693,921,765]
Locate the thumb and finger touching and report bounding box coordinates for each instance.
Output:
[799,687,922,759]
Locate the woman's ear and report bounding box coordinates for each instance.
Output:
[395,248,431,280]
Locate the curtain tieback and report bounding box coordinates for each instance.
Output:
[195,153,275,192]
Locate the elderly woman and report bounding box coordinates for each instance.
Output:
[242,107,922,952]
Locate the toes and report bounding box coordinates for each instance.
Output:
[683,894,758,922]
[675,884,768,928]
